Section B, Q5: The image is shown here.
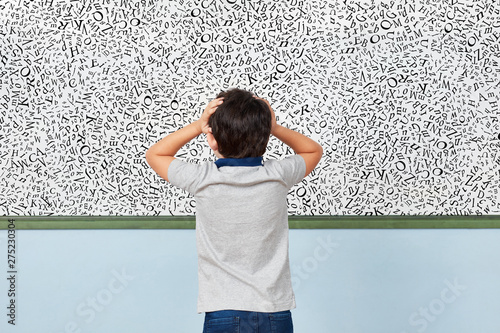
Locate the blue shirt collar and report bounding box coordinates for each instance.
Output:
[215,156,263,168]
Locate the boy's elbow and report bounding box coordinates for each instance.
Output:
[316,145,324,164]
[314,142,323,158]
[145,148,155,164]
[313,143,323,168]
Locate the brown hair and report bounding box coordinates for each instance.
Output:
[208,88,272,158]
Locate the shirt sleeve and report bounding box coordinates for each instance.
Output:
[273,154,307,189]
[167,158,207,195]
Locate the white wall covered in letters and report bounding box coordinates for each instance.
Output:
[1,0,499,215]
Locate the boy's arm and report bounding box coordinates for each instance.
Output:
[145,98,223,182]
[261,98,323,177]
[272,125,323,177]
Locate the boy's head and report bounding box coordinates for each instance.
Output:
[208,88,272,159]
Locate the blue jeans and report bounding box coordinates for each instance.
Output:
[203,310,293,333]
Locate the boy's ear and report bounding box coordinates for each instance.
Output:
[206,132,219,154]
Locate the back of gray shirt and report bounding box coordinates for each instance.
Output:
[168,155,306,313]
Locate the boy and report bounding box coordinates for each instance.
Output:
[146,88,322,333]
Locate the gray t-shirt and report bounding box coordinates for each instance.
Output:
[168,154,306,313]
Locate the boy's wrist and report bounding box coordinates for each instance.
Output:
[271,123,283,136]
[193,119,204,134]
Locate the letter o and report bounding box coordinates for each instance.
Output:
[191,8,201,17]
[93,11,104,21]
[296,186,307,197]
[20,66,31,77]
[170,99,179,110]
[433,168,443,176]
[276,63,287,73]
[381,20,392,30]
[395,161,406,171]
[80,145,91,155]
[467,36,476,47]
[370,34,380,44]
[444,23,453,33]
[200,33,211,43]
[130,18,140,26]
[387,77,398,88]
[436,141,447,149]
[143,95,152,106]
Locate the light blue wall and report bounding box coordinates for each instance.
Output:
[1,228,499,333]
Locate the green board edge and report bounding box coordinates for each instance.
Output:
[1,215,500,229]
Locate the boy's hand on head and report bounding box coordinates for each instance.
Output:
[199,97,223,134]
[254,96,278,134]
[254,95,322,177]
